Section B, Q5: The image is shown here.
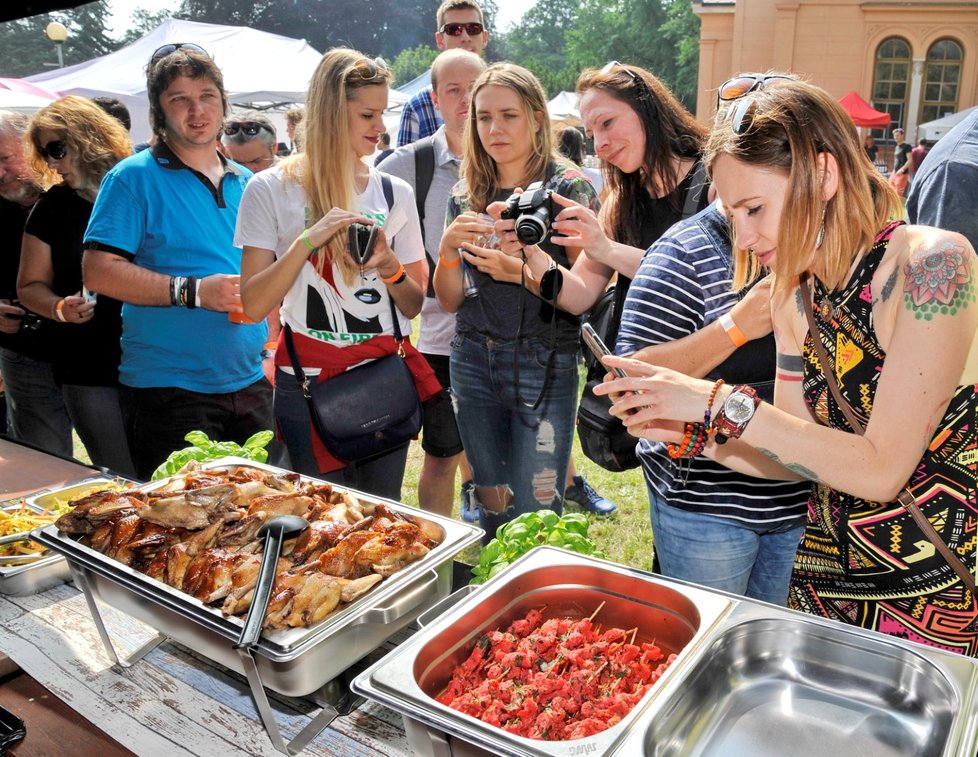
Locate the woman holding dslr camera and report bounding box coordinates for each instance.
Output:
[237,48,437,499]
[433,62,598,538]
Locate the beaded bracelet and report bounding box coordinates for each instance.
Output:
[703,379,725,435]
[666,422,707,459]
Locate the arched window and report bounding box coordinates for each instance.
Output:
[921,38,962,124]
[871,37,911,139]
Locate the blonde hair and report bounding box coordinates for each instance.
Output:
[704,78,902,292]
[283,48,391,284]
[460,62,567,212]
[27,95,131,188]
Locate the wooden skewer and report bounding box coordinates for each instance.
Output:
[588,601,606,623]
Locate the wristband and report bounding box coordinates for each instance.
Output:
[719,313,748,348]
[264,340,278,351]
[382,262,406,284]
[186,276,198,309]
[54,299,67,322]
[169,275,181,306]
[301,228,317,252]
[438,252,461,268]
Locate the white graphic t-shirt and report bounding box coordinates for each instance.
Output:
[235,166,424,354]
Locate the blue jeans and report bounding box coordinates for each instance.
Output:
[62,384,136,479]
[273,367,408,501]
[450,333,579,539]
[0,348,72,458]
[649,491,805,606]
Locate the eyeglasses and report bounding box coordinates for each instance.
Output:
[224,121,273,137]
[349,56,389,82]
[717,74,793,103]
[150,43,210,66]
[439,22,484,36]
[39,139,67,160]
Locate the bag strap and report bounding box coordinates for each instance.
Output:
[411,137,437,297]
[681,160,709,220]
[799,274,976,594]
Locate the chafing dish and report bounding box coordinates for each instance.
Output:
[352,546,734,756]
[32,458,482,754]
[353,547,978,757]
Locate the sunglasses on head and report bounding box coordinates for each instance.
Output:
[349,56,389,82]
[600,60,641,84]
[150,42,210,66]
[39,139,67,160]
[224,121,273,137]
[717,74,794,103]
[439,22,484,36]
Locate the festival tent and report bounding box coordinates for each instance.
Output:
[917,105,978,142]
[548,91,580,121]
[24,18,326,142]
[838,91,890,129]
[0,78,59,113]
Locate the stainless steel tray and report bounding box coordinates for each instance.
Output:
[353,547,978,757]
[352,546,733,757]
[33,459,482,692]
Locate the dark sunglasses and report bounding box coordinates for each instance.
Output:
[223,121,273,137]
[39,139,67,160]
[717,74,794,103]
[349,56,389,82]
[150,42,210,66]
[439,22,484,36]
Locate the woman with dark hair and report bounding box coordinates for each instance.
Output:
[599,77,977,655]
[433,62,598,537]
[17,95,135,477]
[237,48,437,499]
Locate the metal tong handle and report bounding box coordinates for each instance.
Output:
[234,529,286,650]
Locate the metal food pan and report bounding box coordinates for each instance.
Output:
[352,547,733,757]
[627,601,978,757]
[33,458,483,696]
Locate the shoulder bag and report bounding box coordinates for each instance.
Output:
[799,274,976,594]
[282,297,422,464]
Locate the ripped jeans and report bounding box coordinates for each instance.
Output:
[450,333,579,541]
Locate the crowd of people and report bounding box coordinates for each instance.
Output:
[0,0,974,656]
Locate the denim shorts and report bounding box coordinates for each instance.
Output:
[450,332,579,526]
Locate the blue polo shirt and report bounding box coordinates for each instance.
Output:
[84,142,266,393]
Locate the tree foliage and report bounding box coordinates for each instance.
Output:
[0,0,116,78]
[392,44,439,89]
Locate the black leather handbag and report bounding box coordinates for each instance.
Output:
[282,298,422,464]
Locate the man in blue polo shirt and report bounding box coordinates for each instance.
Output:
[83,44,271,480]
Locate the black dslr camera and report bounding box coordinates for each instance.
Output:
[348,223,378,265]
[4,300,41,333]
[500,181,557,246]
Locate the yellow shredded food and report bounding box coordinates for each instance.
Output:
[0,506,57,559]
[39,480,130,515]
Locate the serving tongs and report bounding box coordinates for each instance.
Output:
[0,531,49,566]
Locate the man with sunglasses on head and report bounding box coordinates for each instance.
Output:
[82,45,272,480]
[221,108,279,174]
[396,0,488,148]
[0,110,73,454]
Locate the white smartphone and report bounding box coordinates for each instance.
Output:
[581,322,627,378]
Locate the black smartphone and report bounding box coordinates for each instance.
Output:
[581,322,628,378]
[348,223,378,265]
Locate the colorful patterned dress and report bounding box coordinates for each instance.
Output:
[789,225,978,656]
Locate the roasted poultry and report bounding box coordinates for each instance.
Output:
[55,464,438,630]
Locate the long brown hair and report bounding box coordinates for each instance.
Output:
[704,78,902,292]
[27,95,131,189]
[576,63,705,247]
[283,48,391,284]
[460,62,568,212]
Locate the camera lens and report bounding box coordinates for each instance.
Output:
[515,206,551,245]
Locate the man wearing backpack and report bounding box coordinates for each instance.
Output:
[379,49,484,517]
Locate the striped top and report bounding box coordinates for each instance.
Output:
[616,204,809,526]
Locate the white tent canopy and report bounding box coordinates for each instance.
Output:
[917,105,978,142]
[25,18,325,142]
[547,91,580,121]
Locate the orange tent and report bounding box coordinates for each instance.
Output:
[838,92,891,128]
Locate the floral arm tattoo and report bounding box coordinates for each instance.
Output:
[903,238,975,319]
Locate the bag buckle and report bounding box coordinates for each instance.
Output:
[896,488,916,509]
[300,376,312,400]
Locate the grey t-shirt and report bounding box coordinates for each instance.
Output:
[447,163,598,347]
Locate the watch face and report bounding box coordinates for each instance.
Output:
[725,392,755,424]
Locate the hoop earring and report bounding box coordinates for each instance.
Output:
[815,205,827,249]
